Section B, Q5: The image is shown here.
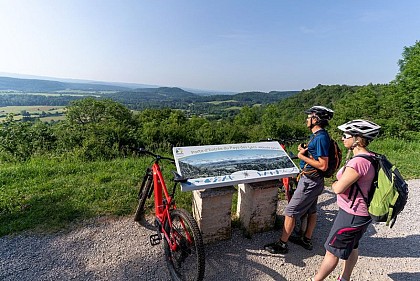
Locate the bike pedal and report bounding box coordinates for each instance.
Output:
[149,233,161,246]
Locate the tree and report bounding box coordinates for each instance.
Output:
[57,98,138,159]
[392,41,420,134]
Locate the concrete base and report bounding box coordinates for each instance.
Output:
[192,186,236,244]
[236,180,279,236]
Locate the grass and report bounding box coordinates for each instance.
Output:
[0,106,66,122]
[39,115,66,122]
[0,137,418,237]
[369,138,419,179]
[224,106,242,111]
[0,105,65,114]
[0,156,192,236]
[206,100,238,105]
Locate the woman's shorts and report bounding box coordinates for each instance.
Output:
[325,208,372,260]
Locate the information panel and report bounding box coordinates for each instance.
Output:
[173,141,300,191]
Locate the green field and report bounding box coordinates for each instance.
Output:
[206,100,238,105]
[0,106,66,122]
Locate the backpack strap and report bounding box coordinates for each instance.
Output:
[347,154,378,208]
[344,165,365,209]
[300,133,318,177]
[350,181,370,208]
[301,130,328,177]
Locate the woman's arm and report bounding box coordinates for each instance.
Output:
[331,166,360,194]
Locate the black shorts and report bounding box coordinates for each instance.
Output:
[325,208,372,260]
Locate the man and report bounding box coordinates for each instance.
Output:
[264,106,333,254]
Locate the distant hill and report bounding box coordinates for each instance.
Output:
[0,76,134,92]
[105,87,200,103]
[103,88,299,107]
[0,75,300,116]
[199,91,298,103]
[0,74,235,96]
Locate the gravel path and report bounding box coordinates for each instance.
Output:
[1,179,419,281]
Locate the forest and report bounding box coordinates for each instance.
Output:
[0,41,419,162]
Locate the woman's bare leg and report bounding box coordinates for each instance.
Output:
[314,250,339,281]
[341,248,358,281]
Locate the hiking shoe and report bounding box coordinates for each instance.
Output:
[264,241,288,254]
[288,235,313,250]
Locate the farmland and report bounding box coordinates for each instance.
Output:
[0,105,66,122]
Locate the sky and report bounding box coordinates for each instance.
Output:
[0,1,419,93]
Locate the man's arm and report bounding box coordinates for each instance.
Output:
[297,150,328,171]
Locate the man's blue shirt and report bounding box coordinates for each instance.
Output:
[299,129,330,170]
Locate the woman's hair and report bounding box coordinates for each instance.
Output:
[354,135,370,147]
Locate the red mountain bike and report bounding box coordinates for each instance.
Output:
[134,148,205,281]
[278,141,298,202]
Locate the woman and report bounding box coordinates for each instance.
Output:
[309,119,381,281]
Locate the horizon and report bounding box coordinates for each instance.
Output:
[1,1,419,92]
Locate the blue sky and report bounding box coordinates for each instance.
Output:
[0,1,419,92]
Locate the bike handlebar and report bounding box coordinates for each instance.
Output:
[259,137,307,144]
[137,148,175,163]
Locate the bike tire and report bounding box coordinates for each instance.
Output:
[164,208,205,281]
[134,172,153,222]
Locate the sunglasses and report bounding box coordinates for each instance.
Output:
[342,133,353,139]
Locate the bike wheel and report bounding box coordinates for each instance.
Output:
[164,208,205,281]
[134,171,153,222]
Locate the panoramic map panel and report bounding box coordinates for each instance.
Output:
[173,142,300,191]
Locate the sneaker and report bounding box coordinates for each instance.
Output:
[288,235,313,250]
[264,241,288,254]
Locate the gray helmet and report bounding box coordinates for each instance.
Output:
[304,106,334,120]
[337,119,381,140]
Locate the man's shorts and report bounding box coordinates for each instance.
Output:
[284,174,324,219]
[325,208,372,260]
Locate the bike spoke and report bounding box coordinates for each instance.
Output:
[164,209,205,281]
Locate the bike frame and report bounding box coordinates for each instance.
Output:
[151,162,193,251]
[152,162,172,220]
[280,142,296,202]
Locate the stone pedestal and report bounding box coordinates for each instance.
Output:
[192,186,236,244]
[236,180,279,236]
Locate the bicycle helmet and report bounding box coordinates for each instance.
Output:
[337,119,381,140]
[304,106,334,120]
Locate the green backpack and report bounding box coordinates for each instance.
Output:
[348,153,409,228]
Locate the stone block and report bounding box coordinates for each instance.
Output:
[237,180,279,236]
[192,186,236,244]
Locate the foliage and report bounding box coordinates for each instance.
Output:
[392,40,420,134]
[55,98,139,159]
[1,41,420,236]
[0,115,57,161]
[1,137,417,237]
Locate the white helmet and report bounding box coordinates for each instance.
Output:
[337,119,381,140]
